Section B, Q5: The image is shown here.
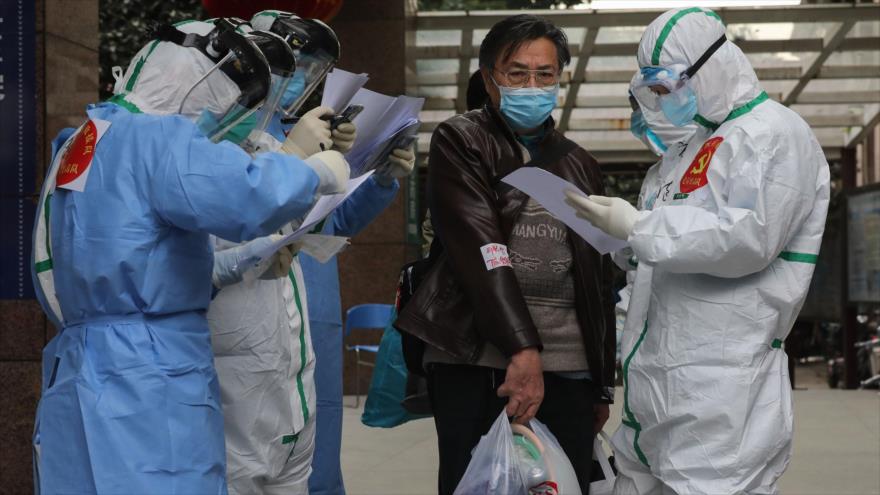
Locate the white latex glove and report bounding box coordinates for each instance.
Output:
[245,129,283,154]
[281,106,334,159]
[376,145,416,186]
[564,191,639,241]
[212,234,285,288]
[305,150,350,195]
[331,122,357,153]
[260,244,295,280]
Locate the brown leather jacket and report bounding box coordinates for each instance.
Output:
[395,105,616,403]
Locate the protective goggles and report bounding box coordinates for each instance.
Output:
[156,18,272,142]
[630,34,727,112]
[265,15,341,116]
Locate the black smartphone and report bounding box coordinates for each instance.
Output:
[329,104,365,131]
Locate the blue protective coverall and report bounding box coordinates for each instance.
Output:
[31,103,323,495]
[303,178,397,495]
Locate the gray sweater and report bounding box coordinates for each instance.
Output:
[424,198,589,373]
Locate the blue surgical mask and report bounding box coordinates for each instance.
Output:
[281,72,307,110]
[659,85,698,127]
[630,109,649,138]
[631,109,668,156]
[495,81,558,131]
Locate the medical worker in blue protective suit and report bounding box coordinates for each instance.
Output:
[30,18,351,495]
[566,8,830,494]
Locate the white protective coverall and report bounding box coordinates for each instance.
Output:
[611,8,830,495]
[209,235,317,495]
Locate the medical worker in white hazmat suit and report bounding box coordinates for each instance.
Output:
[566,8,830,494]
[205,18,347,494]
[208,13,414,494]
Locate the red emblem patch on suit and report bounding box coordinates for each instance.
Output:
[680,136,723,193]
[56,120,98,188]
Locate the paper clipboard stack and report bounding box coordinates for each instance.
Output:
[245,69,425,267]
[322,69,424,177]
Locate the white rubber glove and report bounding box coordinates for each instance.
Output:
[281,106,334,159]
[564,191,639,241]
[375,145,416,186]
[331,122,357,153]
[212,235,285,288]
[305,150,350,195]
[261,245,295,279]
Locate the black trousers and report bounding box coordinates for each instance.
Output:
[426,363,596,495]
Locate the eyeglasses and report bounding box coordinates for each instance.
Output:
[493,68,560,88]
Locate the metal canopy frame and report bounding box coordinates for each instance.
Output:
[408,3,880,165]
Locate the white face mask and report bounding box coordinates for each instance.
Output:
[640,101,699,151]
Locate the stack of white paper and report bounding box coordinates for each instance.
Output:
[319,68,425,177]
[321,69,369,113]
[501,167,629,255]
[344,89,424,177]
[250,171,377,263]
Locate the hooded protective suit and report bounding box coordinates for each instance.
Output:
[610,8,830,494]
[210,122,396,495]
[209,233,318,494]
[205,13,395,492]
[615,93,699,344]
[30,22,324,494]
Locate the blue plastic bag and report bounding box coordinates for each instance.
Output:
[360,315,430,428]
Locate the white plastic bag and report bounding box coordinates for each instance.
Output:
[528,420,582,495]
[589,431,616,495]
[453,411,583,495]
[454,411,524,495]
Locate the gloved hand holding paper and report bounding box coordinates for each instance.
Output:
[501,167,629,254]
[249,171,376,264]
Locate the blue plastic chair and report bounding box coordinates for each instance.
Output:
[344,303,395,408]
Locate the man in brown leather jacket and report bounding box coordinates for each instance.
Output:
[395,14,616,494]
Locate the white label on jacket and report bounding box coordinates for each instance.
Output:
[481,243,512,271]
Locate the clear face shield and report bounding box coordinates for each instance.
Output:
[155,19,272,143]
[267,16,340,117]
[280,51,335,116]
[238,30,298,151]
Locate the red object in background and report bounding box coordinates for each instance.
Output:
[202,0,343,22]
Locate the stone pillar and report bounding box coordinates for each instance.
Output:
[0,0,97,491]
[329,0,418,394]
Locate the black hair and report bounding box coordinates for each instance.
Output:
[478,14,571,71]
[466,70,489,110]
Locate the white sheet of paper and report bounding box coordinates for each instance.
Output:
[321,69,369,113]
[253,171,375,261]
[344,89,424,176]
[501,167,628,255]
